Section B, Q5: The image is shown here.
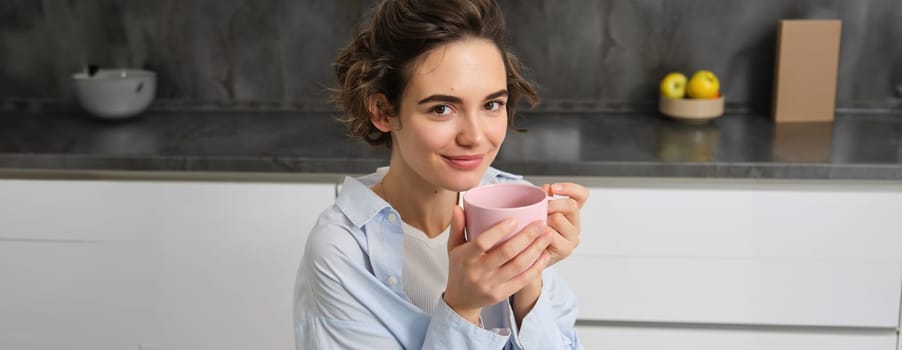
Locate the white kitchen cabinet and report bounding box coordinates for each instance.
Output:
[575,325,897,350]
[557,180,902,327]
[0,178,335,350]
[573,182,902,261]
[558,255,900,327]
[526,177,902,350]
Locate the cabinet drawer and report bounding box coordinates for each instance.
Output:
[575,325,897,350]
[558,255,901,327]
[578,186,902,261]
[0,180,122,241]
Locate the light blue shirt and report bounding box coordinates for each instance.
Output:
[294,167,582,349]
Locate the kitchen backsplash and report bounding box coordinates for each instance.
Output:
[1,0,900,114]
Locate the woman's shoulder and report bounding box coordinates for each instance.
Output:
[304,205,368,266]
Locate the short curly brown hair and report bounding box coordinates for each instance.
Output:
[332,0,539,148]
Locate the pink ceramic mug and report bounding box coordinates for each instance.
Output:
[462,183,549,243]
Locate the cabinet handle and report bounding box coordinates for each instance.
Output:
[574,319,897,334]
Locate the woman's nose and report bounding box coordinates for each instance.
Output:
[455,112,484,147]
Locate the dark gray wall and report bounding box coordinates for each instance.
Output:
[1,0,900,113]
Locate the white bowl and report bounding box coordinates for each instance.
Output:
[73,69,156,119]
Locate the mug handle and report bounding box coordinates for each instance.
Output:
[546,194,569,201]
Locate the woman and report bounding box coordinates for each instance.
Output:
[294,0,588,348]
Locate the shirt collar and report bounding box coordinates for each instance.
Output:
[335,167,391,228]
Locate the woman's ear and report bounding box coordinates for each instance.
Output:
[368,94,394,132]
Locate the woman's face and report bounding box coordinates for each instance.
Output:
[387,38,509,192]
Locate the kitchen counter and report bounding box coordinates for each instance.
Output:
[1,110,901,180]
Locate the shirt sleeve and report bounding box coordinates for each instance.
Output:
[508,268,582,349]
[422,296,512,349]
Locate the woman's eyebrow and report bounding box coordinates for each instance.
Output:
[418,94,462,105]
[484,90,508,100]
[417,90,508,105]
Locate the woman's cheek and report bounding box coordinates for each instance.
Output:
[488,118,508,145]
[417,123,456,148]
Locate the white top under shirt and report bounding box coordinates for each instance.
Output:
[401,220,449,315]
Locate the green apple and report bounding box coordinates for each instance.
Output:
[687,70,720,99]
[660,72,687,99]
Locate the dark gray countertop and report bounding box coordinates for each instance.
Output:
[1,110,902,180]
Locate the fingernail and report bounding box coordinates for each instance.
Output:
[504,218,517,228]
[552,184,564,192]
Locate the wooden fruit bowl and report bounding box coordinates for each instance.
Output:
[659,95,724,123]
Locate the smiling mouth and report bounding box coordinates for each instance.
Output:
[442,154,484,170]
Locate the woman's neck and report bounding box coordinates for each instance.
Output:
[375,164,457,238]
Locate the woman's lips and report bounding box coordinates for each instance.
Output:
[443,154,484,170]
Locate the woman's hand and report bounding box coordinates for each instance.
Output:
[509,182,589,326]
[444,206,552,326]
[541,182,589,267]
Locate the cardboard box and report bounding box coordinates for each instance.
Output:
[772,20,842,123]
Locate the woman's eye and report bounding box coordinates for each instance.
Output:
[431,104,453,116]
[485,100,505,111]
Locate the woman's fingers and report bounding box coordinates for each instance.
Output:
[549,231,576,257]
[546,182,589,209]
[483,221,547,270]
[502,250,551,294]
[497,229,552,280]
[447,206,468,253]
[543,183,586,267]
[547,198,580,235]
[446,223,549,310]
[467,217,517,254]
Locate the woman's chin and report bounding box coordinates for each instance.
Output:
[431,162,492,192]
[444,177,484,192]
